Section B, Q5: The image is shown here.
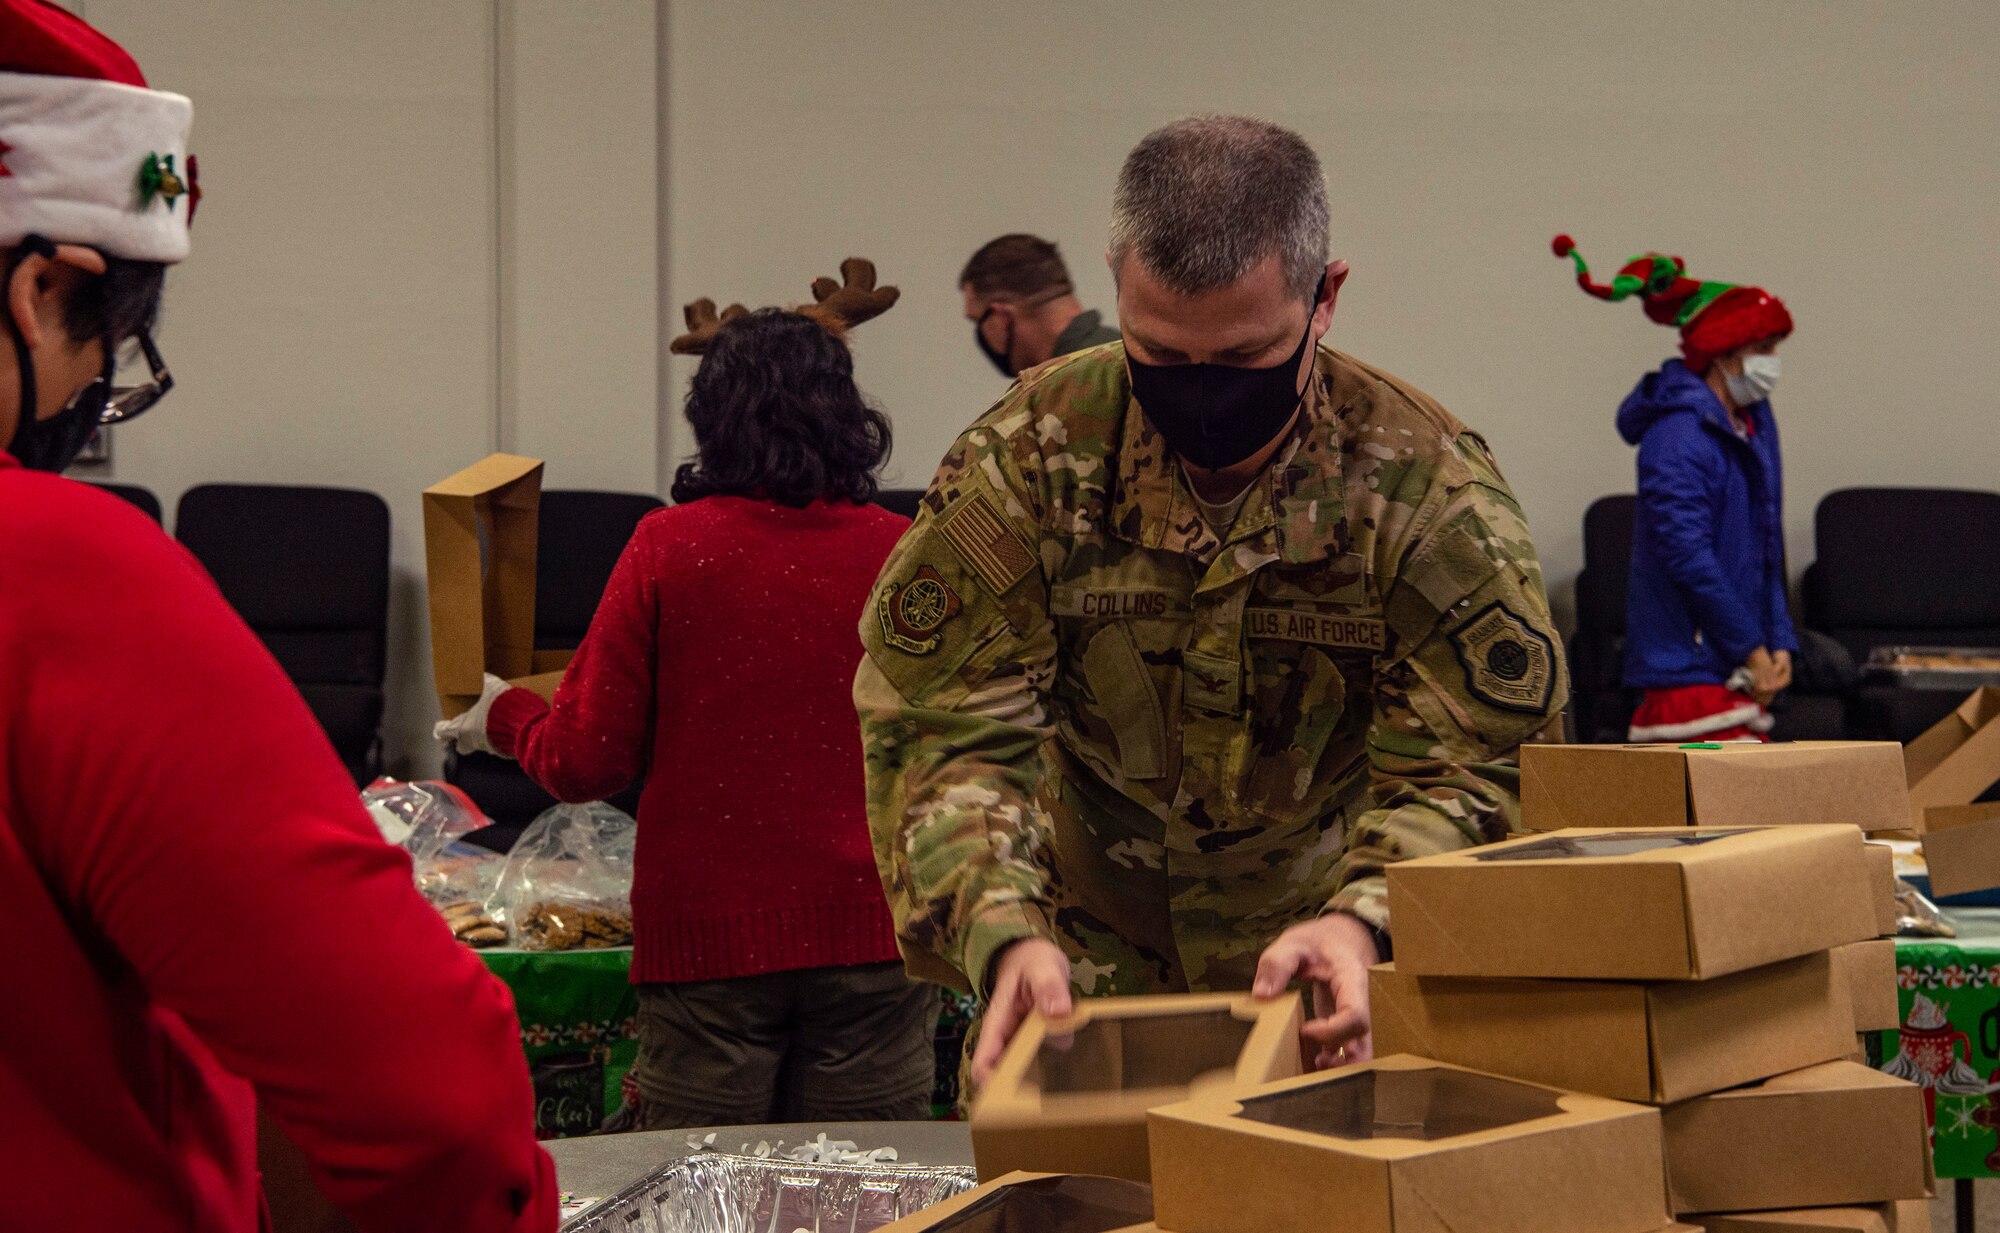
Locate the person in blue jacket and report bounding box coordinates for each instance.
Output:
[1553,235,1797,741]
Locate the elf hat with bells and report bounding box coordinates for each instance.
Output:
[0,0,197,263]
[1551,235,1790,374]
[669,258,899,355]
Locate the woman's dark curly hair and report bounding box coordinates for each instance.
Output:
[670,308,892,507]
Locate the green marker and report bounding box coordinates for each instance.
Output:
[1678,742,1724,750]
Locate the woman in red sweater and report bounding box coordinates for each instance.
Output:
[443,301,937,1128]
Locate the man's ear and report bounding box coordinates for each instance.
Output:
[6,250,49,351]
[1312,259,1350,337]
[6,245,104,351]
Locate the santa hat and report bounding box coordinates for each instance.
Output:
[0,0,195,263]
[1552,234,1790,373]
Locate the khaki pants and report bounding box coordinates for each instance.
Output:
[633,962,939,1129]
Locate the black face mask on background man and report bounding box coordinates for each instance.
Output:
[974,305,1017,378]
[1125,274,1323,471]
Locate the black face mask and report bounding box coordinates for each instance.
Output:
[974,305,1017,378]
[1125,277,1323,471]
[9,353,112,473]
[6,238,113,473]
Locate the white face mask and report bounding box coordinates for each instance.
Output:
[1724,353,1781,404]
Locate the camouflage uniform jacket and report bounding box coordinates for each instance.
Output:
[856,344,1566,998]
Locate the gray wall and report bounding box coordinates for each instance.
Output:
[77,1,2000,772]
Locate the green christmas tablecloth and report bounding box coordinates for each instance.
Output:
[1884,908,2000,1178]
[480,948,641,1140]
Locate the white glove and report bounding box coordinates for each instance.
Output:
[434,672,514,757]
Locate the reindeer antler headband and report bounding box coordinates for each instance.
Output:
[670,257,900,355]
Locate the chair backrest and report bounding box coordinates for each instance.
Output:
[1568,494,1640,743]
[1805,487,2000,659]
[88,481,164,525]
[1577,494,1638,635]
[874,488,925,520]
[535,489,665,650]
[175,483,392,686]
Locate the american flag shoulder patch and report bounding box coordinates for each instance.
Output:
[937,491,1035,594]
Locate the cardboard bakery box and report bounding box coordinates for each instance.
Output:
[970,993,1302,1182]
[1370,951,1855,1104]
[1386,826,1875,981]
[1905,686,2000,827]
[1829,940,1899,1033]
[1919,801,2000,899]
[422,453,572,718]
[1521,742,1912,833]
[1693,1201,1925,1233]
[1864,842,1898,936]
[1659,1061,1930,1215]
[872,1171,1158,1233]
[1147,1055,1670,1233]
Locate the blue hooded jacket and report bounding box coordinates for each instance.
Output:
[1619,359,1798,689]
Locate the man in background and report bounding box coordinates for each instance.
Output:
[960,233,1120,377]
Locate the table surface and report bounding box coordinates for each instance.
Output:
[547,1120,975,1200]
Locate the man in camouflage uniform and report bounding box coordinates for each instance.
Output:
[857,116,1566,1082]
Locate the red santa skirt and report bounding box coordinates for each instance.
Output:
[1627,684,1773,743]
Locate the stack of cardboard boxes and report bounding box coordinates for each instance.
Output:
[1374,823,1930,1232]
[934,742,1933,1233]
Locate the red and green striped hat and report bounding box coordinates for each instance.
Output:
[1552,234,1791,373]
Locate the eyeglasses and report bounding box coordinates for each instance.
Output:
[100,329,173,425]
[94,328,173,426]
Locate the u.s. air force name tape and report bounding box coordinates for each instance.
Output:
[1244,607,1384,652]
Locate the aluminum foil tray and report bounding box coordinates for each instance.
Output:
[1863,646,2000,691]
[562,1152,978,1233]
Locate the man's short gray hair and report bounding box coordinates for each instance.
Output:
[1110,115,1330,303]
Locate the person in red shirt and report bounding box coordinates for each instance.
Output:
[0,5,555,1229]
[441,274,940,1129]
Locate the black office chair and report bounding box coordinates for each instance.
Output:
[874,488,925,519]
[176,484,391,783]
[446,489,662,840]
[1802,487,2000,740]
[88,481,164,524]
[1566,495,1636,743]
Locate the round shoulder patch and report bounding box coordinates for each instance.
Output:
[878,564,963,654]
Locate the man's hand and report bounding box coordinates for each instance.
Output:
[1253,913,1381,1069]
[1771,649,1794,693]
[971,937,1073,1087]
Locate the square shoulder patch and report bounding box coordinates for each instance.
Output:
[936,490,1035,594]
[1446,600,1556,715]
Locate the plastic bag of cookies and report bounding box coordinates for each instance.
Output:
[486,802,636,951]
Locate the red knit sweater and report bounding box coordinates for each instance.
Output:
[0,457,554,1233]
[489,496,909,984]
